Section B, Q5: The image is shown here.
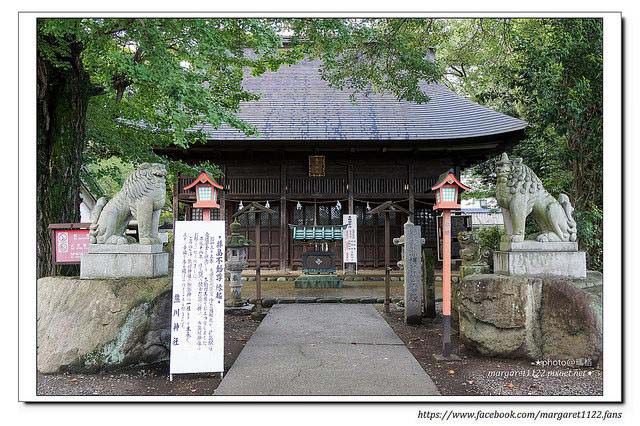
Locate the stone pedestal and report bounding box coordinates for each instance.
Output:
[499,241,578,252]
[37,276,172,373]
[226,262,247,307]
[494,241,586,279]
[80,244,168,279]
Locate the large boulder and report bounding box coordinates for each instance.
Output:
[457,273,602,364]
[458,274,541,358]
[541,275,602,363]
[37,276,172,373]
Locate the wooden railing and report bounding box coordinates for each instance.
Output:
[413,176,438,194]
[353,177,407,195]
[178,175,440,198]
[287,177,347,196]
[226,177,280,195]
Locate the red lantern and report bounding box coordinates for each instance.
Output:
[183,171,223,221]
[431,170,470,358]
[431,170,470,211]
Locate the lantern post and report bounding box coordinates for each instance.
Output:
[431,170,470,357]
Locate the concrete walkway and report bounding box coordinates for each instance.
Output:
[215,304,439,396]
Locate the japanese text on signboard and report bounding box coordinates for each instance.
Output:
[52,228,90,264]
[342,214,358,264]
[170,221,225,375]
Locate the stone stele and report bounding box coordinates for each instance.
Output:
[394,220,424,325]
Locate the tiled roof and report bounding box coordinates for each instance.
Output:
[199,59,527,141]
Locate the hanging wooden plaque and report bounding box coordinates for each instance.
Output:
[308,155,326,177]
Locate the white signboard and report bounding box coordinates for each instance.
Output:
[170,220,225,376]
[342,214,358,265]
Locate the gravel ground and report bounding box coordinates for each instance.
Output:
[377,304,603,396]
[227,281,408,300]
[37,301,602,397]
[226,280,443,301]
[37,314,260,396]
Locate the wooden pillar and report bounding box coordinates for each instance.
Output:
[172,180,179,231]
[313,199,318,226]
[408,160,415,222]
[347,162,354,213]
[384,211,390,313]
[280,162,288,271]
[255,211,262,304]
[347,162,355,274]
[220,165,226,220]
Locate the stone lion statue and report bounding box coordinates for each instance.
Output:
[89,163,167,245]
[495,153,577,243]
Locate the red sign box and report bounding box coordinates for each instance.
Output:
[49,224,91,264]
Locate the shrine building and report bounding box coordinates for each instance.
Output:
[157,58,527,271]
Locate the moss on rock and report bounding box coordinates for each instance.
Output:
[38,276,172,373]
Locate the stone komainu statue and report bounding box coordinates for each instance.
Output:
[495,153,577,243]
[89,163,167,245]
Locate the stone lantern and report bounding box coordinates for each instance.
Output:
[225,219,253,310]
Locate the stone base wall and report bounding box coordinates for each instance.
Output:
[457,272,602,364]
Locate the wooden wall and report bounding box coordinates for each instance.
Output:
[178,150,462,270]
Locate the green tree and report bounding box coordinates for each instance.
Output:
[37,18,285,277]
[438,18,603,270]
[36,18,442,277]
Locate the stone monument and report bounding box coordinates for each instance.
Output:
[225,219,254,314]
[394,219,424,325]
[493,153,586,278]
[80,163,169,279]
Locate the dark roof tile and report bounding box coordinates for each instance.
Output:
[201,60,527,141]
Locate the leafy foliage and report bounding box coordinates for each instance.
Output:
[85,157,134,198]
[436,19,603,270]
[285,19,442,103]
[475,226,505,253]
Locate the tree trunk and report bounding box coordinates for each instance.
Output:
[37,36,91,278]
